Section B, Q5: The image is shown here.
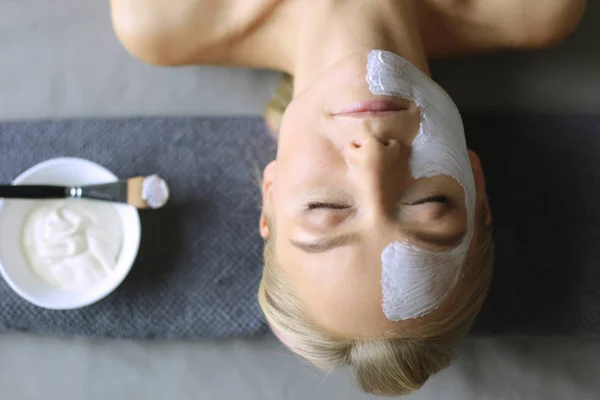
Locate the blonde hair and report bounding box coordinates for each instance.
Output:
[258,206,493,396]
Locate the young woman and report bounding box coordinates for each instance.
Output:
[110,0,586,395]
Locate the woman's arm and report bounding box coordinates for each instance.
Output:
[110,0,587,68]
[109,0,284,67]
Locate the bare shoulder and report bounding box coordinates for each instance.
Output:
[110,0,283,66]
[473,0,587,47]
[419,0,587,57]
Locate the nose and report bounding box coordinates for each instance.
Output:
[344,134,406,218]
[344,134,400,169]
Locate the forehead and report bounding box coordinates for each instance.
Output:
[273,228,413,336]
[272,196,470,336]
[273,235,477,339]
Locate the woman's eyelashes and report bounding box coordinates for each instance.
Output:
[406,195,450,206]
[398,195,452,221]
[305,195,450,211]
[303,201,354,227]
[306,202,351,210]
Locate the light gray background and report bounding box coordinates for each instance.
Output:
[1,1,600,399]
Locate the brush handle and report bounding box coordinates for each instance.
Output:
[0,185,68,199]
[0,182,128,204]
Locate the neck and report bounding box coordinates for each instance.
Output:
[281,0,430,93]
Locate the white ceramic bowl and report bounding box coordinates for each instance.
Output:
[0,158,141,309]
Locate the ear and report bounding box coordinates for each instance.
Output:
[259,161,277,239]
[468,150,492,226]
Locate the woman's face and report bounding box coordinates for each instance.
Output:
[260,53,490,338]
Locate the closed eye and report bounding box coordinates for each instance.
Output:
[308,196,449,210]
[406,195,450,206]
[306,202,351,210]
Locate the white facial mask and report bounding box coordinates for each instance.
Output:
[366,50,476,321]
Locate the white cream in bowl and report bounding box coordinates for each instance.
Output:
[23,200,123,290]
[0,157,141,310]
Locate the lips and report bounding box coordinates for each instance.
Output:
[335,100,407,115]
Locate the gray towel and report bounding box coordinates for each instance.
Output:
[0,117,275,339]
[0,115,599,339]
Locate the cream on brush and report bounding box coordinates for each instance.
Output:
[0,175,170,209]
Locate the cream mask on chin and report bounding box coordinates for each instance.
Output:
[366,50,476,321]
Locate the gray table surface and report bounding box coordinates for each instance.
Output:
[1,1,600,399]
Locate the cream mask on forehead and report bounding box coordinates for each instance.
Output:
[366,50,476,321]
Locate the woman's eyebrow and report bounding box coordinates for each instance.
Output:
[290,233,359,254]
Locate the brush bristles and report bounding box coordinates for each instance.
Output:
[127,176,149,209]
